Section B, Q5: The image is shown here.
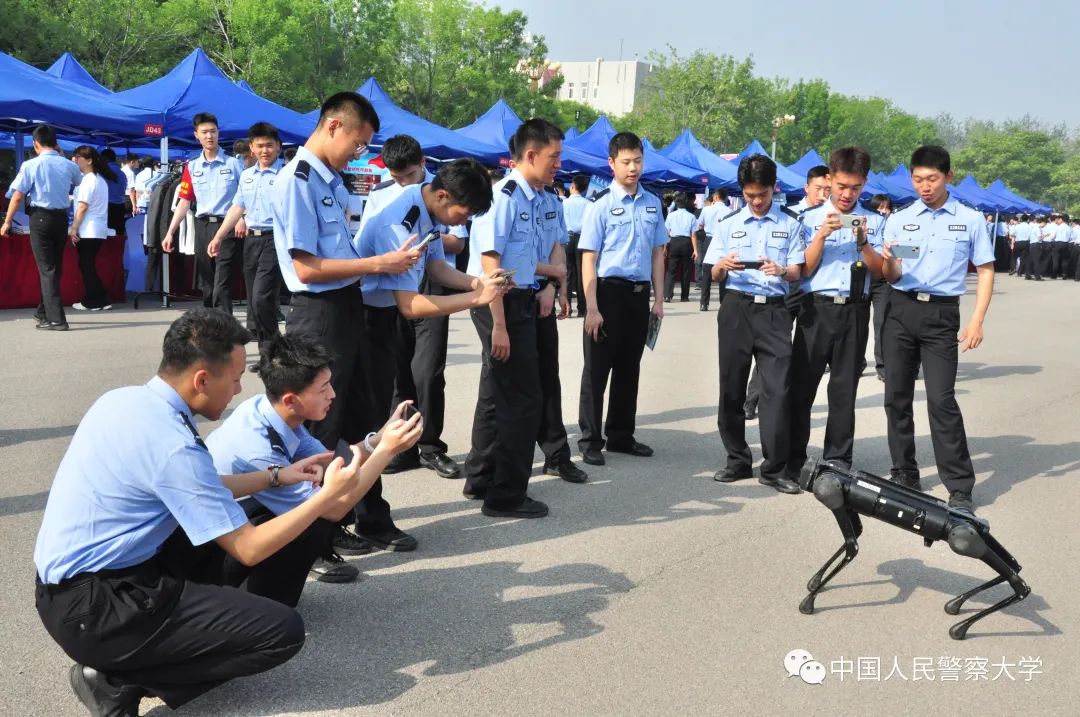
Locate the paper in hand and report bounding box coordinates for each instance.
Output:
[646,314,662,351]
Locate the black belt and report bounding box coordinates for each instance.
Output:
[196,214,226,224]
[599,277,650,293]
[294,280,362,299]
[725,289,785,305]
[812,292,867,305]
[246,229,273,237]
[568,231,581,239]
[895,289,959,305]
[30,206,67,215]
[506,287,536,297]
[670,235,692,240]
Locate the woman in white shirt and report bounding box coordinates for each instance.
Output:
[69,146,115,310]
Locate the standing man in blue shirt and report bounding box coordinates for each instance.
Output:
[663,192,698,303]
[208,122,285,357]
[881,145,995,515]
[577,132,668,466]
[694,188,727,312]
[1,125,83,330]
[462,118,564,518]
[162,112,245,309]
[1012,214,1031,278]
[33,309,360,717]
[563,174,590,316]
[1026,215,1046,280]
[1050,213,1071,279]
[787,147,886,481]
[272,92,421,554]
[706,154,805,493]
[1070,217,1080,281]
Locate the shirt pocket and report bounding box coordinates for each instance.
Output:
[766,237,789,265]
[504,224,534,263]
[949,234,970,264]
[607,216,634,247]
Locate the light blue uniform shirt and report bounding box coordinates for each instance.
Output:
[562,193,588,234]
[33,377,248,584]
[206,395,321,516]
[1012,222,1031,242]
[233,162,280,231]
[696,203,721,238]
[466,169,542,286]
[537,188,568,265]
[578,183,669,282]
[799,200,885,297]
[9,149,81,209]
[186,152,244,217]
[664,207,697,238]
[272,146,360,293]
[1071,224,1080,244]
[885,195,995,296]
[1052,222,1071,242]
[104,162,127,205]
[703,203,806,297]
[135,167,167,210]
[359,183,445,307]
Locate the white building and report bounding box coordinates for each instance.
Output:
[553,59,653,116]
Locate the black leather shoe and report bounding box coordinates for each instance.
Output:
[359,527,418,552]
[382,452,421,474]
[699,304,709,311]
[332,526,373,556]
[69,664,143,717]
[36,321,69,331]
[581,448,605,466]
[948,490,976,516]
[419,451,461,478]
[713,467,753,482]
[463,486,485,500]
[759,475,802,494]
[481,496,549,519]
[607,441,653,457]
[544,461,588,483]
[876,367,886,382]
[309,553,360,583]
[890,470,922,491]
[744,403,758,420]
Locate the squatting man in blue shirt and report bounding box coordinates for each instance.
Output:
[33,308,421,717]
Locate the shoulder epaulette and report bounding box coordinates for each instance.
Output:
[372,178,394,192]
[401,205,422,232]
[500,179,518,197]
[265,425,287,458]
[294,160,310,182]
[589,188,610,203]
[719,207,740,222]
[781,205,801,221]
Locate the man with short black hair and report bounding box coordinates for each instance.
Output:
[33,309,358,716]
[881,145,995,514]
[162,112,246,308]
[694,188,727,312]
[2,124,83,330]
[563,174,591,315]
[577,131,668,466]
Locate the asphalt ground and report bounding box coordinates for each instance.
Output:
[1,273,1076,716]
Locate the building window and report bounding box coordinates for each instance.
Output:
[568,82,574,99]
[593,86,598,98]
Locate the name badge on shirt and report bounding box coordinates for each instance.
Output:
[545,211,557,220]
[948,224,967,231]
[520,212,530,221]
[731,230,747,238]
[220,168,232,175]
[192,171,204,178]
[903,224,920,231]
[321,196,334,207]
[611,207,626,216]
[867,228,876,235]
[244,177,254,183]
[646,206,658,213]
[771,231,788,238]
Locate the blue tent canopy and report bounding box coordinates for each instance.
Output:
[302,77,505,164]
[787,149,826,180]
[565,117,710,190]
[114,49,314,144]
[867,171,917,204]
[1,51,157,139]
[657,129,740,191]
[729,139,803,195]
[564,126,580,141]
[235,79,255,93]
[46,53,111,94]
[986,179,1049,213]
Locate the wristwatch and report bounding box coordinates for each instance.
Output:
[268,464,283,488]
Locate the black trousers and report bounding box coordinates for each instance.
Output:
[578,279,650,452]
[29,207,68,324]
[697,234,714,308]
[391,278,453,459]
[664,236,694,301]
[1043,242,1059,277]
[1071,244,1080,281]
[882,292,975,494]
[1026,243,1043,279]
[537,308,571,465]
[33,518,327,709]
[75,238,108,308]
[193,216,219,306]
[242,234,282,355]
[212,234,244,314]
[567,232,585,315]
[107,202,125,236]
[1014,241,1030,276]
[1052,241,1068,277]
[463,291,541,509]
[716,294,792,480]
[869,278,889,370]
[287,287,394,534]
[788,298,870,475]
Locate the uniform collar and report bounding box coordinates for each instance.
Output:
[915,194,959,216]
[296,146,337,185]
[196,151,225,166]
[38,149,59,157]
[738,203,780,223]
[146,375,195,422]
[609,182,643,203]
[251,162,280,175]
[507,169,536,201]
[255,395,301,458]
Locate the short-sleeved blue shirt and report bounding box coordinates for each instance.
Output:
[104,162,127,205]
[206,395,322,516]
[885,195,995,296]
[703,203,806,297]
[578,183,669,281]
[233,162,281,231]
[562,193,588,234]
[33,377,248,584]
[537,188,568,265]
[664,207,697,238]
[185,152,244,217]
[466,169,542,286]
[9,149,82,210]
[799,200,885,297]
[271,146,360,293]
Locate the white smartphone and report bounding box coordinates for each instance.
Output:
[891,244,921,259]
[839,214,865,229]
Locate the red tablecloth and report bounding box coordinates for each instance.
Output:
[0,232,127,309]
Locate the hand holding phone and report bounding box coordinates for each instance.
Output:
[497,269,517,286]
[838,214,864,229]
[739,260,764,270]
[414,229,441,251]
[891,243,920,259]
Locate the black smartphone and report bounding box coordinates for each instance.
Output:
[403,403,420,420]
[334,438,354,464]
[740,260,764,270]
[414,229,440,251]
[498,269,517,285]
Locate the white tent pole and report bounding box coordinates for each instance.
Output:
[160,135,170,307]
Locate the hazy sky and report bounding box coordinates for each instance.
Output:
[495,0,1079,128]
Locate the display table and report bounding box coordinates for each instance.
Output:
[0,231,127,309]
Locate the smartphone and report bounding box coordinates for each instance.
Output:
[414,229,440,251]
[891,244,921,259]
[403,403,421,420]
[839,214,864,229]
[739,260,765,270]
[497,269,517,285]
[334,438,354,464]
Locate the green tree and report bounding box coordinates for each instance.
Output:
[952,123,1066,205]
[772,78,831,164]
[823,95,940,171]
